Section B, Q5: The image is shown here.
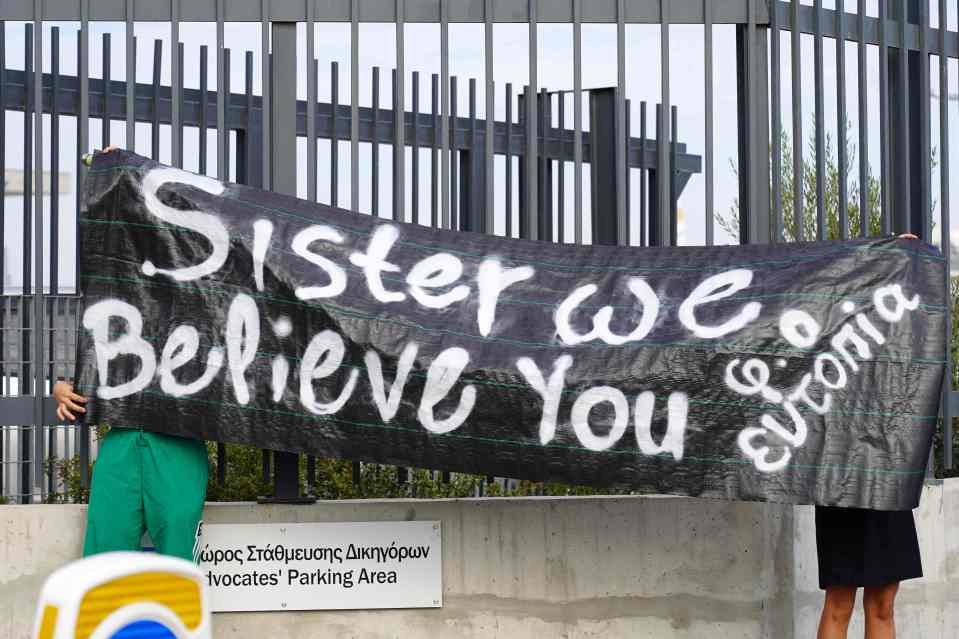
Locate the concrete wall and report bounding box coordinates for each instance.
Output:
[791,480,959,638]
[2,480,957,639]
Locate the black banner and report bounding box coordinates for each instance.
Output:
[76,151,947,510]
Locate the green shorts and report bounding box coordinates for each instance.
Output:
[83,427,208,562]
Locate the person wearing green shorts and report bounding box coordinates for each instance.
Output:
[54,382,208,562]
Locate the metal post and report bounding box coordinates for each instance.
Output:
[888,0,934,476]
[657,0,671,247]
[32,1,45,503]
[589,88,619,246]
[459,84,487,233]
[735,1,771,245]
[526,0,539,240]
[887,0,926,238]
[261,21,314,504]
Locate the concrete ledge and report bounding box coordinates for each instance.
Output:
[2,482,957,638]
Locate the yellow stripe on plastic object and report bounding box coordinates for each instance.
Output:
[74,572,201,639]
[36,605,58,639]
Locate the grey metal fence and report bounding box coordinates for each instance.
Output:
[0,0,955,503]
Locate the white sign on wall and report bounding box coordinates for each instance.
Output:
[195,521,442,612]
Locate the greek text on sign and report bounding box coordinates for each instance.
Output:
[196,521,443,612]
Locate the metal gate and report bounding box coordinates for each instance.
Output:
[0,0,954,503]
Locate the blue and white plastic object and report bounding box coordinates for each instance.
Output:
[31,552,212,639]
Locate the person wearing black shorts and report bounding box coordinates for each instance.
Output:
[815,236,923,639]
[815,506,922,639]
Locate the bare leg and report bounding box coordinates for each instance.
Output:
[863,583,899,639]
[817,586,856,639]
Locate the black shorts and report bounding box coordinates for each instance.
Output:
[815,506,922,589]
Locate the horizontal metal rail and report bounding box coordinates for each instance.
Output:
[776,1,959,58]
[0,0,767,25]
[0,68,701,177]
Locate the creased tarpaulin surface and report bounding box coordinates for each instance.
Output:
[76,151,947,510]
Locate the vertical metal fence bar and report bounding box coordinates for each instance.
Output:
[441,0,450,229]
[331,61,339,207]
[351,0,360,214]
[836,1,849,239]
[171,0,181,167]
[558,92,566,243]
[616,0,627,246]
[76,4,89,483]
[152,40,162,161]
[527,0,538,240]
[51,28,60,296]
[307,3,316,202]
[50,25,62,493]
[32,4,45,501]
[451,76,458,229]
[305,454,315,493]
[640,101,647,246]
[374,67,381,216]
[485,0,495,234]
[269,20,301,500]
[538,86,548,239]
[412,71,420,223]
[102,33,111,149]
[940,0,953,470]
[654,103,662,245]
[764,2,784,242]
[918,0,931,242]
[350,0,358,219]
[21,23,33,503]
[17,31,30,503]
[78,7,89,295]
[814,0,826,239]
[747,0,769,245]
[506,82,513,237]
[394,69,400,219]
[744,0,755,243]
[216,0,226,180]
[790,0,803,240]
[176,43,184,169]
[671,104,678,239]
[394,0,406,221]
[896,1,912,234]
[705,0,715,246]
[469,78,477,229]
[432,73,439,227]
[126,0,135,149]
[217,442,226,485]
[0,305,4,499]
[46,314,55,490]
[200,46,209,174]
[261,0,271,189]
[223,48,231,181]
[1,22,9,289]
[878,0,890,233]
[25,23,33,298]
[244,50,254,185]
[658,0,671,246]
[858,0,868,237]
[625,98,630,243]
[573,0,583,245]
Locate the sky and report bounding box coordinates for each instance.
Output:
[4,0,959,294]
